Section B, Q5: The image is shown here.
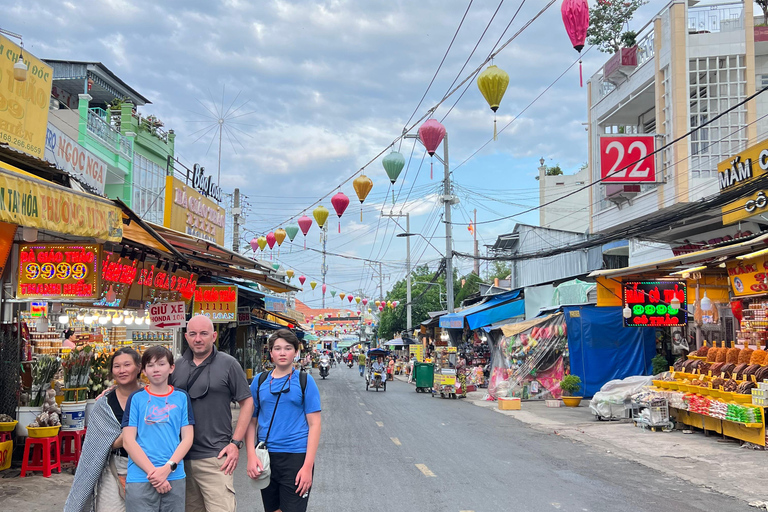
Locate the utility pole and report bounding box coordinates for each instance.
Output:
[442,133,455,313]
[473,208,479,276]
[383,212,411,330]
[232,188,240,252]
[321,223,328,308]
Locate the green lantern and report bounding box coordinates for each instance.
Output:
[285,225,299,242]
[382,151,405,184]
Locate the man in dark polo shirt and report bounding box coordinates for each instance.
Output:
[170,314,254,512]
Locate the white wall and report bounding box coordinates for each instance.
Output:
[538,165,590,233]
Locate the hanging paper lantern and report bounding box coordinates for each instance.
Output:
[347,295,354,303]
[386,300,392,308]
[331,290,337,298]
[353,174,374,221]
[477,65,510,140]
[286,225,299,242]
[339,292,346,301]
[313,205,329,229]
[383,151,405,203]
[362,298,368,306]
[368,307,372,313]
[322,284,327,294]
[355,297,361,304]
[356,310,361,316]
[393,301,399,308]
[298,215,312,249]
[272,263,280,270]
[266,232,276,250]
[310,281,317,290]
[561,0,589,87]
[375,300,381,307]
[379,305,384,312]
[257,236,267,251]
[274,228,287,246]
[331,192,350,233]
[286,269,294,279]
[299,275,306,286]
[418,119,446,179]
[249,238,259,252]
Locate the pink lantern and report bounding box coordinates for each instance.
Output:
[561,0,589,86]
[393,301,399,308]
[348,295,354,303]
[331,191,350,233]
[299,275,306,286]
[378,305,384,312]
[418,119,446,179]
[249,238,259,252]
[298,215,313,249]
[362,298,368,306]
[266,232,276,250]
[356,310,361,316]
[322,284,327,294]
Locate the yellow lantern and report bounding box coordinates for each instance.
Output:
[476,64,509,140]
[286,269,295,279]
[353,174,374,221]
[274,228,287,246]
[339,292,346,301]
[375,300,381,307]
[355,297,361,304]
[313,205,329,229]
[257,236,267,251]
[310,281,317,290]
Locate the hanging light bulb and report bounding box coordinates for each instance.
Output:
[83,314,94,325]
[124,313,134,325]
[669,296,682,310]
[58,314,69,324]
[98,311,110,325]
[76,310,85,321]
[13,53,27,82]
[623,306,632,319]
[700,292,712,312]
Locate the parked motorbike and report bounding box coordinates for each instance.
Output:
[319,356,330,379]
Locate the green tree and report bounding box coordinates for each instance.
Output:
[454,272,482,307]
[377,264,445,340]
[484,261,511,282]
[587,0,648,54]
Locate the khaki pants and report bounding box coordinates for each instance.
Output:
[95,455,127,512]
[185,456,236,512]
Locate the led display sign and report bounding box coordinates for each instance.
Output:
[623,281,687,327]
[17,243,101,300]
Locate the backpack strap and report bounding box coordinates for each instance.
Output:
[255,371,270,413]
[299,369,307,403]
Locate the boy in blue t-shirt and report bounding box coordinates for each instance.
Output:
[122,346,194,512]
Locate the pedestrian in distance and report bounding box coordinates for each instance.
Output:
[64,347,143,512]
[246,329,322,512]
[358,351,366,377]
[122,346,195,512]
[170,314,255,512]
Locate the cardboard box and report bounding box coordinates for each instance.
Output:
[498,397,521,410]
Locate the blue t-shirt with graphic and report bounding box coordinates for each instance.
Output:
[251,370,321,453]
[122,387,195,483]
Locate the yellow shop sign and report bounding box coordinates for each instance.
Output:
[163,176,225,246]
[719,138,768,224]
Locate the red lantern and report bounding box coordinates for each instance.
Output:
[298,215,312,249]
[418,119,446,179]
[561,0,589,87]
[331,192,350,233]
[299,275,306,286]
[731,300,744,323]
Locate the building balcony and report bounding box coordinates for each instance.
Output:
[87,108,133,161]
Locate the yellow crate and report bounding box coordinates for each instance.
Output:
[0,421,17,433]
[498,397,521,410]
[26,425,60,438]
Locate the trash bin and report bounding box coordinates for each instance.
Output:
[414,362,434,393]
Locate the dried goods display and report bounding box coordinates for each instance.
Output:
[733,363,749,380]
[737,381,757,394]
[721,363,736,378]
[723,379,739,392]
[739,346,755,364]
[695,345,710,357]
[726,346,741,364]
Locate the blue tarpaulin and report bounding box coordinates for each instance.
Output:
[439,289,522,329]
[563,305,655,397]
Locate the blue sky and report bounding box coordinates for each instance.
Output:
[6,0,663,307]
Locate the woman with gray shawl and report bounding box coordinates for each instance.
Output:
[64,348,142,512]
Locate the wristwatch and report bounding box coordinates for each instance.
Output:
[230,438,244,449]
[166,460,178,472]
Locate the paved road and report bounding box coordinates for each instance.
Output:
[234,365,749,512]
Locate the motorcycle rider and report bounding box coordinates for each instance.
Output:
[371,356,386,386]
[319,353,330,378]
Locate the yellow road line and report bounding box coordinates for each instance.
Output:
[391,437,401,446]
[376,421,384,427]
[415,464,436,477]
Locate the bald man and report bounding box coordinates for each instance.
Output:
[170,314,254,512]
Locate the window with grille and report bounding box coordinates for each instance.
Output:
[689,55,747,179]
[132,153,167,224]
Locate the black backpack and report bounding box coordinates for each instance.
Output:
[255,369,307,414]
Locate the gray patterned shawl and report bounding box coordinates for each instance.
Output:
[63,393,122,512]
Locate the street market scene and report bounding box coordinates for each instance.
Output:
[8,0,768,511]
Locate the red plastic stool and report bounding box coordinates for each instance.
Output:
[20,436,61,477]
[0,432,11,442]
[59,429,86,466]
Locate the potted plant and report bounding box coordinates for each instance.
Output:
[559,374,583,407]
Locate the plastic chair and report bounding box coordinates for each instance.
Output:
[59,429,86,466]
[0,432,11,443]
[20,436,61,477]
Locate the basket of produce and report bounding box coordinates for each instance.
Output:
[0,414,17,432]
[26,425,60,438]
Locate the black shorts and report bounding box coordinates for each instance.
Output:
[261,452,313,512]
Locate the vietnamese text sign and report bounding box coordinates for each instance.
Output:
[149,302,187,329]
[0,35,52,159]
[17,243,101,300]
[124,262,197,310]
[193,285,238,323]
[599,135,657,183]
[164,176,225,246]
[44,123,107,194]
[238,306,251,326]
[409,344,424,362]
[264,295,287,313]
[95,251,138,308]
[0,162,122,241]
[719,138,768,224]
[726,256,768,296]
[623,281,687,327]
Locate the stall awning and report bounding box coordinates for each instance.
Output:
[439,289,523,330]
[251,316,283,330]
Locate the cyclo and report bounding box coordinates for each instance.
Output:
[365,348,390,392]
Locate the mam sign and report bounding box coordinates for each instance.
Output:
[599,135,657,183]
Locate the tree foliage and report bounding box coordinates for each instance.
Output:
[484,261,511,282]
[586,0,648,54]
[758,1,768,26]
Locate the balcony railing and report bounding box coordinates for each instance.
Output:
[87,108,133,161]
[636,29,654,67]
[688,2,743,33]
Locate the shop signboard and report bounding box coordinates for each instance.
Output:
[95,251,138,308]
[622,281,687,327]
[719,138,768,224]
[0,34,52,159]
[726,255,768,296]
[124,262,198,310]
[193,285,238,323]
[163,175,225,246]
[238,306,251,326]
[17,243,101,300]
[149,301,186,329]
[434,374,456,386]
[44,123,107,194]
[409,344,424,362]
[264,295,287,313]
[0,163,123,241]
[599,135,657,183]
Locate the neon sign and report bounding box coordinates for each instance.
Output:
[623,281,687,327]
[17,243,100,299]
[192,285,238,323]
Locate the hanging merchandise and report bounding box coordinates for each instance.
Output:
[331,192,350,233]
[560,0,589,87]
[476,65,510,140]
[298,215,313,249]
[310,281,317,290]
[257,236,267,251]
[286,269,295,279]
[418,119,446,179]
[313,205,329,230]
[299,275,306,286]
[274,228,287,246]
[382,151,405,203]
[353,174,374,220]
[322,284,327,295]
